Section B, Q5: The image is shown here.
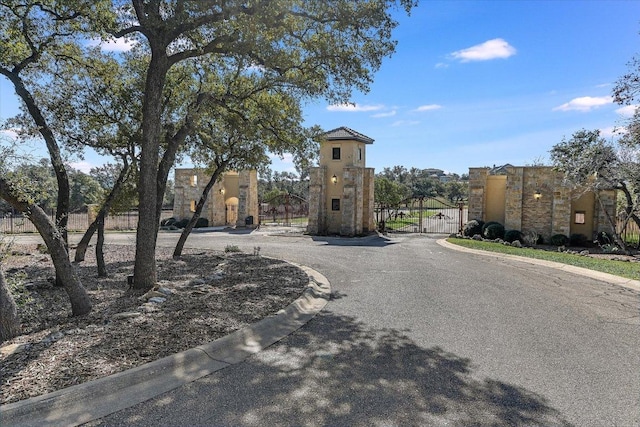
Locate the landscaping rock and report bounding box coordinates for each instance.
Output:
[0,343,30,357]
[112,312,142,320]
[148,296,167,304]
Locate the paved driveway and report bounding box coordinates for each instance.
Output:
[27,230,640,425]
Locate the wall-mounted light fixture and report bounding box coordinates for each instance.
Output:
[219,188,225,195]
[331,174,338,184]
[533,189,542,200]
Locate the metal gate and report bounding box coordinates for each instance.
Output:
[375,197,467,234]
[259,193,308,227]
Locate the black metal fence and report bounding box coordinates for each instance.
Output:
[0,210,174,234]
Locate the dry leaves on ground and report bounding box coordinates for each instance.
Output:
[0,244,308,405]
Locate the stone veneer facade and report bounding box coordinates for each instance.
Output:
[468,166,616,240]
[307,127,375,236]
[173,169,258,227]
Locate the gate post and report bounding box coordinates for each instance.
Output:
[458,202,464,234]
[419,197,424,234]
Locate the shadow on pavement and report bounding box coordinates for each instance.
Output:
[89,312,572,427]
[311,235,395,247]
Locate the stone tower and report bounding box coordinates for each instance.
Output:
[307,127,375,235]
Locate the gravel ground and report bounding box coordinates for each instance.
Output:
[0,243,308,405]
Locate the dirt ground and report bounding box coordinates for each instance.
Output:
[0,243,308,405]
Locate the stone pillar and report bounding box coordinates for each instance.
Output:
[504,167,523,231]
[210,180,226,226]
[468,168,489,221]
[595,189,617,235]
[551,171,571,237]
[307,166,326,234]
[236,170,258,227]
[363,168,375,232]
[341,167,363,236]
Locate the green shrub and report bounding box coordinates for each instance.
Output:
[225,244,241,253]
[504,229,523,243]
[550,234,569,246]
[569,233,588,246]
[463,220,484,237]
[175,219,189,229]
[484,223,505,240]
[482,221,501,235]
[161,217,177,227]
[195,217,209,228]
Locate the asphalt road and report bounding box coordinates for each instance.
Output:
[19,229,640,426]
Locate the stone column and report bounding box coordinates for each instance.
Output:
[595,189,617,235]
[551,171,571,237]
[363,168,375,232]
[307,166,326,234]
[340,167,363,236]
[236,170,258,227]
[468,168,489,222]
[504,167,523,231]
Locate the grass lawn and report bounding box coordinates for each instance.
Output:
[447,238,640,281]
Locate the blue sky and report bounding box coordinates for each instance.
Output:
[2,1,640,176]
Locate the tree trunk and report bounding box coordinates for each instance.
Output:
[6,72,70,247]
[0,178,91,316]
[133,53,170,290]
[75,160,130,263]
[0,268,21,343]
[96,215,107,277]
[173,166,225,259]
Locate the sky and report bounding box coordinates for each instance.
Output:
[2,1,640,176]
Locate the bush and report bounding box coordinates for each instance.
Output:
[484,223,505,240]
[550,234,569,246]
[194,217,209,228]
[463,220,484,237]
[504,229,523,243]
[175,219,189,229]
[569,233,588,247]
[161,217,176,227]
[481,221,501,236]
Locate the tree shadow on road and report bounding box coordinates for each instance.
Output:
[311,235,396,247]
[91,311,573,427]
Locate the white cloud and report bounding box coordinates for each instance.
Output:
[87,37,137,52]
[327,103,384,112]
[69,161,93,174]
[449,38,517,62]
[615,105,638,117]
[414,104,442,112]
[391,120,420,127]
[553,96,613,112]
[435,62,449,69]
[371,110,397,118]
[0,129,19,140]
[599,127,618,138]
[269,152,293,163]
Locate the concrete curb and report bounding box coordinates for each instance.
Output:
[0,265,331,427]
[437,239,640,292]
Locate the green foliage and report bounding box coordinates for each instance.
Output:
[550,234,569,246]
[484,223,505,240]
[161,217,177,227]
[224,244,241,253]
[481,221,501,235]
[175,219,189,229]
[447,238,640,281]
[569,233,588,247]
[194,217,209,228]
[463,220,484,237]
[375,177,410,207]
[504,230,524,243]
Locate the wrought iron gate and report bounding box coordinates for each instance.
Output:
[375,197,467,234]
[259,193,308,227]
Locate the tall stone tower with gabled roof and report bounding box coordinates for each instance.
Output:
[307,126,375,235]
